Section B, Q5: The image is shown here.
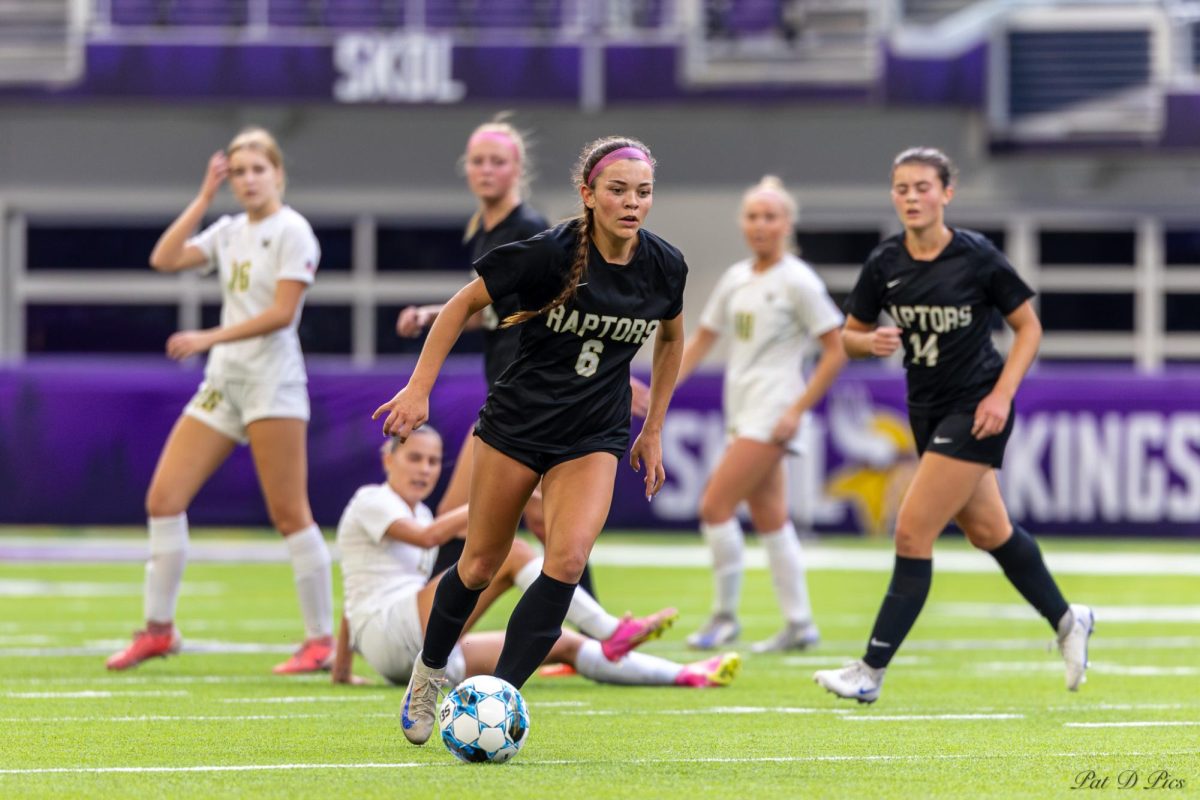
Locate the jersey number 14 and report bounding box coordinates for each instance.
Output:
[909,332,939,367]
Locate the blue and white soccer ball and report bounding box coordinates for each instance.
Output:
[438,675,530,763]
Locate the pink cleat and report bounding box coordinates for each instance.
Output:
[675,652,742,688]
[273,637,334,675]
[106,628,182,671]
[601,607,679,661]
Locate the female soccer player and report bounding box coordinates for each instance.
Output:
[374,135,688,745]
[813,147,1093,703]
[331,429,733,690]
[393,116,552,579]
[106,128,334,675]
[677,176,847,653]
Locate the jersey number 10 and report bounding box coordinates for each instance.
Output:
[909,332,939,367]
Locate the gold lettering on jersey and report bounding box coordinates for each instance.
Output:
[888,304,971,333]
[734,311,755,340]
[227,260,251,293]
[545,308,659,345]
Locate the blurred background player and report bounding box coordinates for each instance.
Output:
[106,128,334,675]
[676,176,846,653]
[374,136,687,745]
[395,115,647,598]
[814,147,1094,703]
[331,429,733,690]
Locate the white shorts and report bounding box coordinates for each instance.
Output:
[727,406,809,456]
[183,376,309,445]
[352,589,466,686]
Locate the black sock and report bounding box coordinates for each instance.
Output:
[493,572,577,689]
[577,562,597,600]
[421,563,484,670]
[988,524,1070,632]
[863,555,932,669]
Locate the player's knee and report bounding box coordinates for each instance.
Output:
[892,517,931,558]
[543,551,588,583]
[145,485,186,518]
[459,553,504,588]
[699,492,735,525]
[267,504,312,535]
[963,521,1009,551]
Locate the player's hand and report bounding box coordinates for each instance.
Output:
[628,376,651,419]
[629,429,666,500]
[396,306,435,338]
[372,386,429,440]
[200,150,229,201]
[871,326,902,358]
[771,408,802,445]
[332,672,371,686]
[166,330,215,360]
[971,390,1011,439]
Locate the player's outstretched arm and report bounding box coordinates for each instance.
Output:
[331,614,355,684]
[631,312,685,499]
[150,150,227,273]
[374,277,494,439]
[972,300,1041,440]
[382,504,470,549]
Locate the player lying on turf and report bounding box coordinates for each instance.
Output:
[331,427,741,695]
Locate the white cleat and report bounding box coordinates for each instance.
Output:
[813,659,885,704]
[751,621,820,654]
[686,613,740,651]
[399,651,446,745]
[1057,604,1095,691]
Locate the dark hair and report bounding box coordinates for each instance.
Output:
[501,136,655,328]
[891,146,957,188]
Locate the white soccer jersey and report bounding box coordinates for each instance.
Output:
[336,483,436,634]
[187,206,320,384]
[698,253,843,440]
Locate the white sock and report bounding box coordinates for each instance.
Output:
[760,521,812,625]
[701,518,744,616]
[284,524,333,640]
[574,639,681,686]
[144,513,189,624]
[515,557,619,640]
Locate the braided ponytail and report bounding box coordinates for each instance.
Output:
[502,136,655,328]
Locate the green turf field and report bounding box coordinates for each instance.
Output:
[1,532,1197,799]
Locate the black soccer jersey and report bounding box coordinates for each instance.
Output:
[473,219,687,455]
[844,228,1034,415]
[467,203,550,389]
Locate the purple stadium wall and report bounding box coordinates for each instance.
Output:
[1,360,1198,537]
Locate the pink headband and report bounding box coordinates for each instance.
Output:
[467,130,520,160]
[587,146,653,185]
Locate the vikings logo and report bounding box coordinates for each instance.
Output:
[824,385,916,538]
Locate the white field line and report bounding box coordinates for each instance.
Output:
[1065,721,1200,728]
[2,751,1196,775]
[937,602,1200,623]
[1,713,397,723]
[0,579,223,598]
[975,662,1200,677]
[559,706,853,717]
[218,696,385,704]
[0,641,294,658]
[5,691,189,699]
[1,675,329,685]
[6,537,1200,575]
[841,714,1024,722]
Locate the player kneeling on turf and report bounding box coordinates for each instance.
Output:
[331,428,740,708]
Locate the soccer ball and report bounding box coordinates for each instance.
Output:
[438,675,530,763]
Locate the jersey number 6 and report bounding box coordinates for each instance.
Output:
[575,338,604,377]
[909,332,939,367]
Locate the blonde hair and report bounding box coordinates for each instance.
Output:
[463,112,533,241]
[742,174,799,222]
[227,127,286,194]
[502,135,655,328]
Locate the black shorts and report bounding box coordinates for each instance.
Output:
[909,405,1015,469]
[473,422,626,476]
